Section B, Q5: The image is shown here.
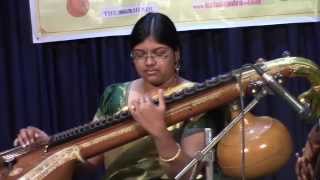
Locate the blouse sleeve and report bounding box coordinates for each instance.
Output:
[94,82,129,121]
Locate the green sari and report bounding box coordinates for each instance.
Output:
[94,82,229,180]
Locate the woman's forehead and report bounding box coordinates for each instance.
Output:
[133,36,169,50]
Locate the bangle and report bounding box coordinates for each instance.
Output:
[159,143,181,162]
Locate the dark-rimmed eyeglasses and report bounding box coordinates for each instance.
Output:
[130,47,172,62]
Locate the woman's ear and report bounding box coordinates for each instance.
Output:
[174,50,180,63]
[174,50,181,73]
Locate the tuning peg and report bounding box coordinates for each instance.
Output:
[256,58,266,64]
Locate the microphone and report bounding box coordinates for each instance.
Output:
[251,64,312,120]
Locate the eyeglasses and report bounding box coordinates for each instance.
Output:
[130,47,172,62]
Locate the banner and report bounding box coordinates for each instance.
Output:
[29,0,320,43]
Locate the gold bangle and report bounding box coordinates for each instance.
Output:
[159,143,181,162]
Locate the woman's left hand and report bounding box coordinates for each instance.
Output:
[130,89,168,138]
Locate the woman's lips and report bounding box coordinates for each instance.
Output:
[145,70,158,75]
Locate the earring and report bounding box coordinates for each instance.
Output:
[175,62,181,73]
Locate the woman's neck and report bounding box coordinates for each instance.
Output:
[142,75,181,95]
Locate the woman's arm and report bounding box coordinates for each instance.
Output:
[129,89,206,179]
[153,130,205,178]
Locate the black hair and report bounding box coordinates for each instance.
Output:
[129,13,181,51]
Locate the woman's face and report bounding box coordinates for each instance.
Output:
[132,36,179,86]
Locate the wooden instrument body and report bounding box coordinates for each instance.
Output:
[1,57,319,180]
[217,111,293,178]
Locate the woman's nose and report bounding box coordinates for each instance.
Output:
[144,55,156,65]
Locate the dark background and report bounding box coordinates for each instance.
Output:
[1,1,320,179]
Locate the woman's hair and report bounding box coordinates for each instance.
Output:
[129,12,181,51]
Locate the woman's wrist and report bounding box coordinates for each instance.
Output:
[152,129,183,163]
[150,127,172,140]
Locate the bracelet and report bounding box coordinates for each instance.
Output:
[159,143,181,162]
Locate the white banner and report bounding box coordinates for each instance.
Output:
[29,0,320,43]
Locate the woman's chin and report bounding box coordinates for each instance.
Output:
[144,77,163,86]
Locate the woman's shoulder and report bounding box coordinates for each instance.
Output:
[102,81,131,93]
[98,81,132,115]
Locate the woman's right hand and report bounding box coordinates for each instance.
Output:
[14,126,49,147]
[129,89,168,138]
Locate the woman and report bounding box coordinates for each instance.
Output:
[15,13,227,179]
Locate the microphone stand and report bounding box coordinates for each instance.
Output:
[204,128,214,180]
[175,89,267,180]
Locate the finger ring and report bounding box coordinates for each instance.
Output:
[131,105,136,111]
